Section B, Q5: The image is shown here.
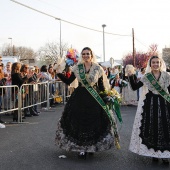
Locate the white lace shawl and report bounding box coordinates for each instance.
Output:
[140,71,170,96]
[72,62,110,90]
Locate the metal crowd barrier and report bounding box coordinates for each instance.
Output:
[0,80,70,123]
[0,85,19,114]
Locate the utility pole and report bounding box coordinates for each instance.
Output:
[102,24,106,62]
[132,28,135,67]
[59,19,61,58]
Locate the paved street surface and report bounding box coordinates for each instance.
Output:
[0,104,169,170]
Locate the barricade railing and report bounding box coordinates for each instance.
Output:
[19,80,65,122]
[0,80,68,123]
[48,80,65,105]
[0,85,19,114]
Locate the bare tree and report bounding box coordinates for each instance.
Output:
[16,46,36,60]
[1,44,12,56]
[1,41,69,66]
[1,44,37,60]
[38,41,69,64]
[162,48,170,66]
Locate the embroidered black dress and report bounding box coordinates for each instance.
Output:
[129,71,170,158]
[55,63,115,152]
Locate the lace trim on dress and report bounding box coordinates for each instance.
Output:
[129,71,170,158]
[56,121,115,152]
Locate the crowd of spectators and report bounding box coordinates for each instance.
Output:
[0,62,63,124]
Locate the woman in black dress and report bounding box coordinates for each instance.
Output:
[55,47,117,159]
[128,56,170,164]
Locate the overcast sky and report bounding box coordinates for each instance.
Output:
[1,0,170,61]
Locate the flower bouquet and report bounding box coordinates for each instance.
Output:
[99,89,122,149]
[99,89,122,123]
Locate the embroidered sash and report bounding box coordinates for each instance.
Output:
[145,73,170,103]
[78,64,120,149]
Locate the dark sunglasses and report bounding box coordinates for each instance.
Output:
[82,53,91,56]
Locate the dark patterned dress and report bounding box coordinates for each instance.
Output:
[129,71,170,158]
[55,63,114,152]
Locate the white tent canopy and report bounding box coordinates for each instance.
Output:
[99,61,121,68]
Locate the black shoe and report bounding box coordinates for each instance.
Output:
[12,118,24,122]
[50,104,56,107]
[25,114,32,117]
[31,112,39,116]
[152,158,159,162]
[162,159,169,165]
[13,111,19,122]
[13,118,18,122]
[88,152,94,156]
[0,119,5,123]
[78,152,87,160]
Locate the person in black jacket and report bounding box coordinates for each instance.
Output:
[11,63,32,121]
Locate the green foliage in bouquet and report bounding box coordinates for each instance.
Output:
[100,89,123,123]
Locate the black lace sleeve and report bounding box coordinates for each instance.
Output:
[98,76,105,91]
[57,72,76,85]
[128,74,143,90]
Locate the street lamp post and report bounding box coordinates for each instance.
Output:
[102,24,106,62]
[55,18,62,58]
[59,19,61,57]
[8,37,13,56]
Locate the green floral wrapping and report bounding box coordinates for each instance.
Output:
[113,98,122,123]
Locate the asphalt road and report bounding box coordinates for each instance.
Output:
[0,104,169,170]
